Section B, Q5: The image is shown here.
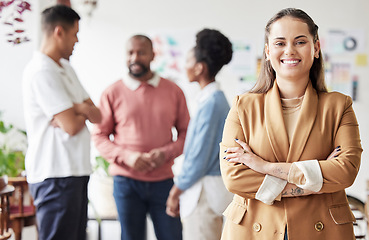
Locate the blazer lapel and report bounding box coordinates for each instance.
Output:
[265,81,289,162]
[287,81,318,162]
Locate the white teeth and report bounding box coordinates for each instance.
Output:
[283,60,299,64]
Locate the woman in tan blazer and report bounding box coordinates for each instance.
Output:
[220,8,362,240]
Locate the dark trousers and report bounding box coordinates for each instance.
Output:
[113,176,182,240]
[29,176,89,240]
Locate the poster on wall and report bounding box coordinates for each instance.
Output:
[149,29,198,114]
[323,28,365,101]
[149,30,194,83]
[326,29,365,55]
[325,61,353,97]
[229,39,258,94]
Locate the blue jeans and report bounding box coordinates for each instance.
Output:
[113,176,182,240]
[29,176,89,240]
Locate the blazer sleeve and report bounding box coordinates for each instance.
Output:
[319,96,362,193]
[220,96,266,199]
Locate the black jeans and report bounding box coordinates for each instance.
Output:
[29,176,89,240]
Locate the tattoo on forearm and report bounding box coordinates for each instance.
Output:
[291,187,304,196]
[282,187,304,197]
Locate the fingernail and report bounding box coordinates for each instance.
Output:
[334,155,338,157]
[235,138,239,141]
[336,146,341,149]
[224,150,227,153]
[223,157,226,159]
[337,149,341,152]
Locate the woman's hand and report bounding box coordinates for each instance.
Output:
[224,139,270,174]
[166,185,182,217]
[327,146,341,160]
[166,194,180,217]
[225,140,341,181]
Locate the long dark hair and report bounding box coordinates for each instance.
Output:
[251,8,327,93]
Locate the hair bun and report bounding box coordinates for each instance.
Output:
[194,28,233,77]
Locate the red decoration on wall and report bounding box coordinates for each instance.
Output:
[0,0,31,44]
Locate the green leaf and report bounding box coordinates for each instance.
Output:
[94,156,110,176]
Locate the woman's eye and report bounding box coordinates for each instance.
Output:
[275,42,284,46]
[296,41,306,45]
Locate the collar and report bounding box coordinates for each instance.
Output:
[122,73,160,91]
[35,51,65,74]
[197,81,220,104]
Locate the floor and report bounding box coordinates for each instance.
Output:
[87,217,157,240]
[13,217,157,240]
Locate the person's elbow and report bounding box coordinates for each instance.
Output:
[340,167,359,189]
[63,123,85,136]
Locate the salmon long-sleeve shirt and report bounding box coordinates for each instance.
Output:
[92,74,190,182]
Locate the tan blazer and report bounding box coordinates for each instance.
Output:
[220,81,362,240]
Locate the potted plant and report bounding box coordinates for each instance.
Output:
[0,114,27,181]
[88,156,117,222]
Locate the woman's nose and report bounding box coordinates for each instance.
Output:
[284,44,296,55]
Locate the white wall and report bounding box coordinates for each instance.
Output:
[1,0,369,200]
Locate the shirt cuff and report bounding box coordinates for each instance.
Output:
[287,160,323,192]
[255,175,287,205]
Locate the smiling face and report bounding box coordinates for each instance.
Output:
[126,37,154,79]
[265,16,320,84]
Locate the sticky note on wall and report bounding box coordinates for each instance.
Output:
[355,54,368,66]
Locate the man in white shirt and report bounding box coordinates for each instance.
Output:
[22,5,101,240]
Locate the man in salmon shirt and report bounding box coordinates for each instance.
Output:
[92,35,190,240]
